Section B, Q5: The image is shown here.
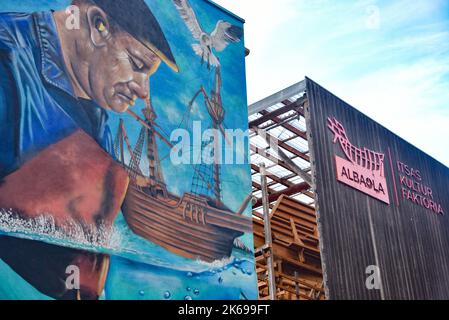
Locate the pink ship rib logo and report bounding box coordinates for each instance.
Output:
[327,117,390,204]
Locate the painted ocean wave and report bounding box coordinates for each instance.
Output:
[0,208,123,251]
[0,209,254,273]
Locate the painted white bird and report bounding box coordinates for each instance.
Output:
[173,0,243,68]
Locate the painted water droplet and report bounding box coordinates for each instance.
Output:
[184,295,193,300]
[186,287,191,292]
[239,261,255,276]
[193,289,200,296]
[139,290,145,296]
[164,291,171,299]
[187,272,193,277]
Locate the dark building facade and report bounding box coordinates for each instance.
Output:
[306,78,449,299]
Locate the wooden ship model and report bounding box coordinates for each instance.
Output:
[114,66,253,262]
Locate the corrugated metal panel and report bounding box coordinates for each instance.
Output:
[306,78,449,300]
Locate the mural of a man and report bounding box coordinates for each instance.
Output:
[0,0,178,299]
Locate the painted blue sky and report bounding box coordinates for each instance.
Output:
[215,0,449,167]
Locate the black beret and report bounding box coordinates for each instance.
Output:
[92,0,178,72]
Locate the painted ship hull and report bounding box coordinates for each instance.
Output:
[122,178,253,263]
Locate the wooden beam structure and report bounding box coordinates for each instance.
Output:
[253,182,310,209]
[250,90,313,210]
[249,86,324,300]
[253,195,324,300]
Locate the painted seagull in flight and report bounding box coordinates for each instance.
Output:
[173,0,243,68]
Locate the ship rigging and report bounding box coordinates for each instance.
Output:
[113,66,253,262]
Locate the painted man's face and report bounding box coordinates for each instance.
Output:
[88,30,161,113]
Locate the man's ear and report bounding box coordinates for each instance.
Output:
[87,6,111,47]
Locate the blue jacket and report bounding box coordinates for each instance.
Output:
[0,10,113,178]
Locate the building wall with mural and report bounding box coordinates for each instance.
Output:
[306,78,449,299]
[0,0,257,300]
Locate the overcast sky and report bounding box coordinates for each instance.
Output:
[213,0,449,167]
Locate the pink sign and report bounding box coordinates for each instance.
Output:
[328,117,390,204]
[397,161,444,215]
[335,155,390,204]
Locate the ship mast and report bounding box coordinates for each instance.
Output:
[211,121,222,204]
[115,98,171,195]
[189,65,225,206]
[211,66,224,205]
[142,97,165,189]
